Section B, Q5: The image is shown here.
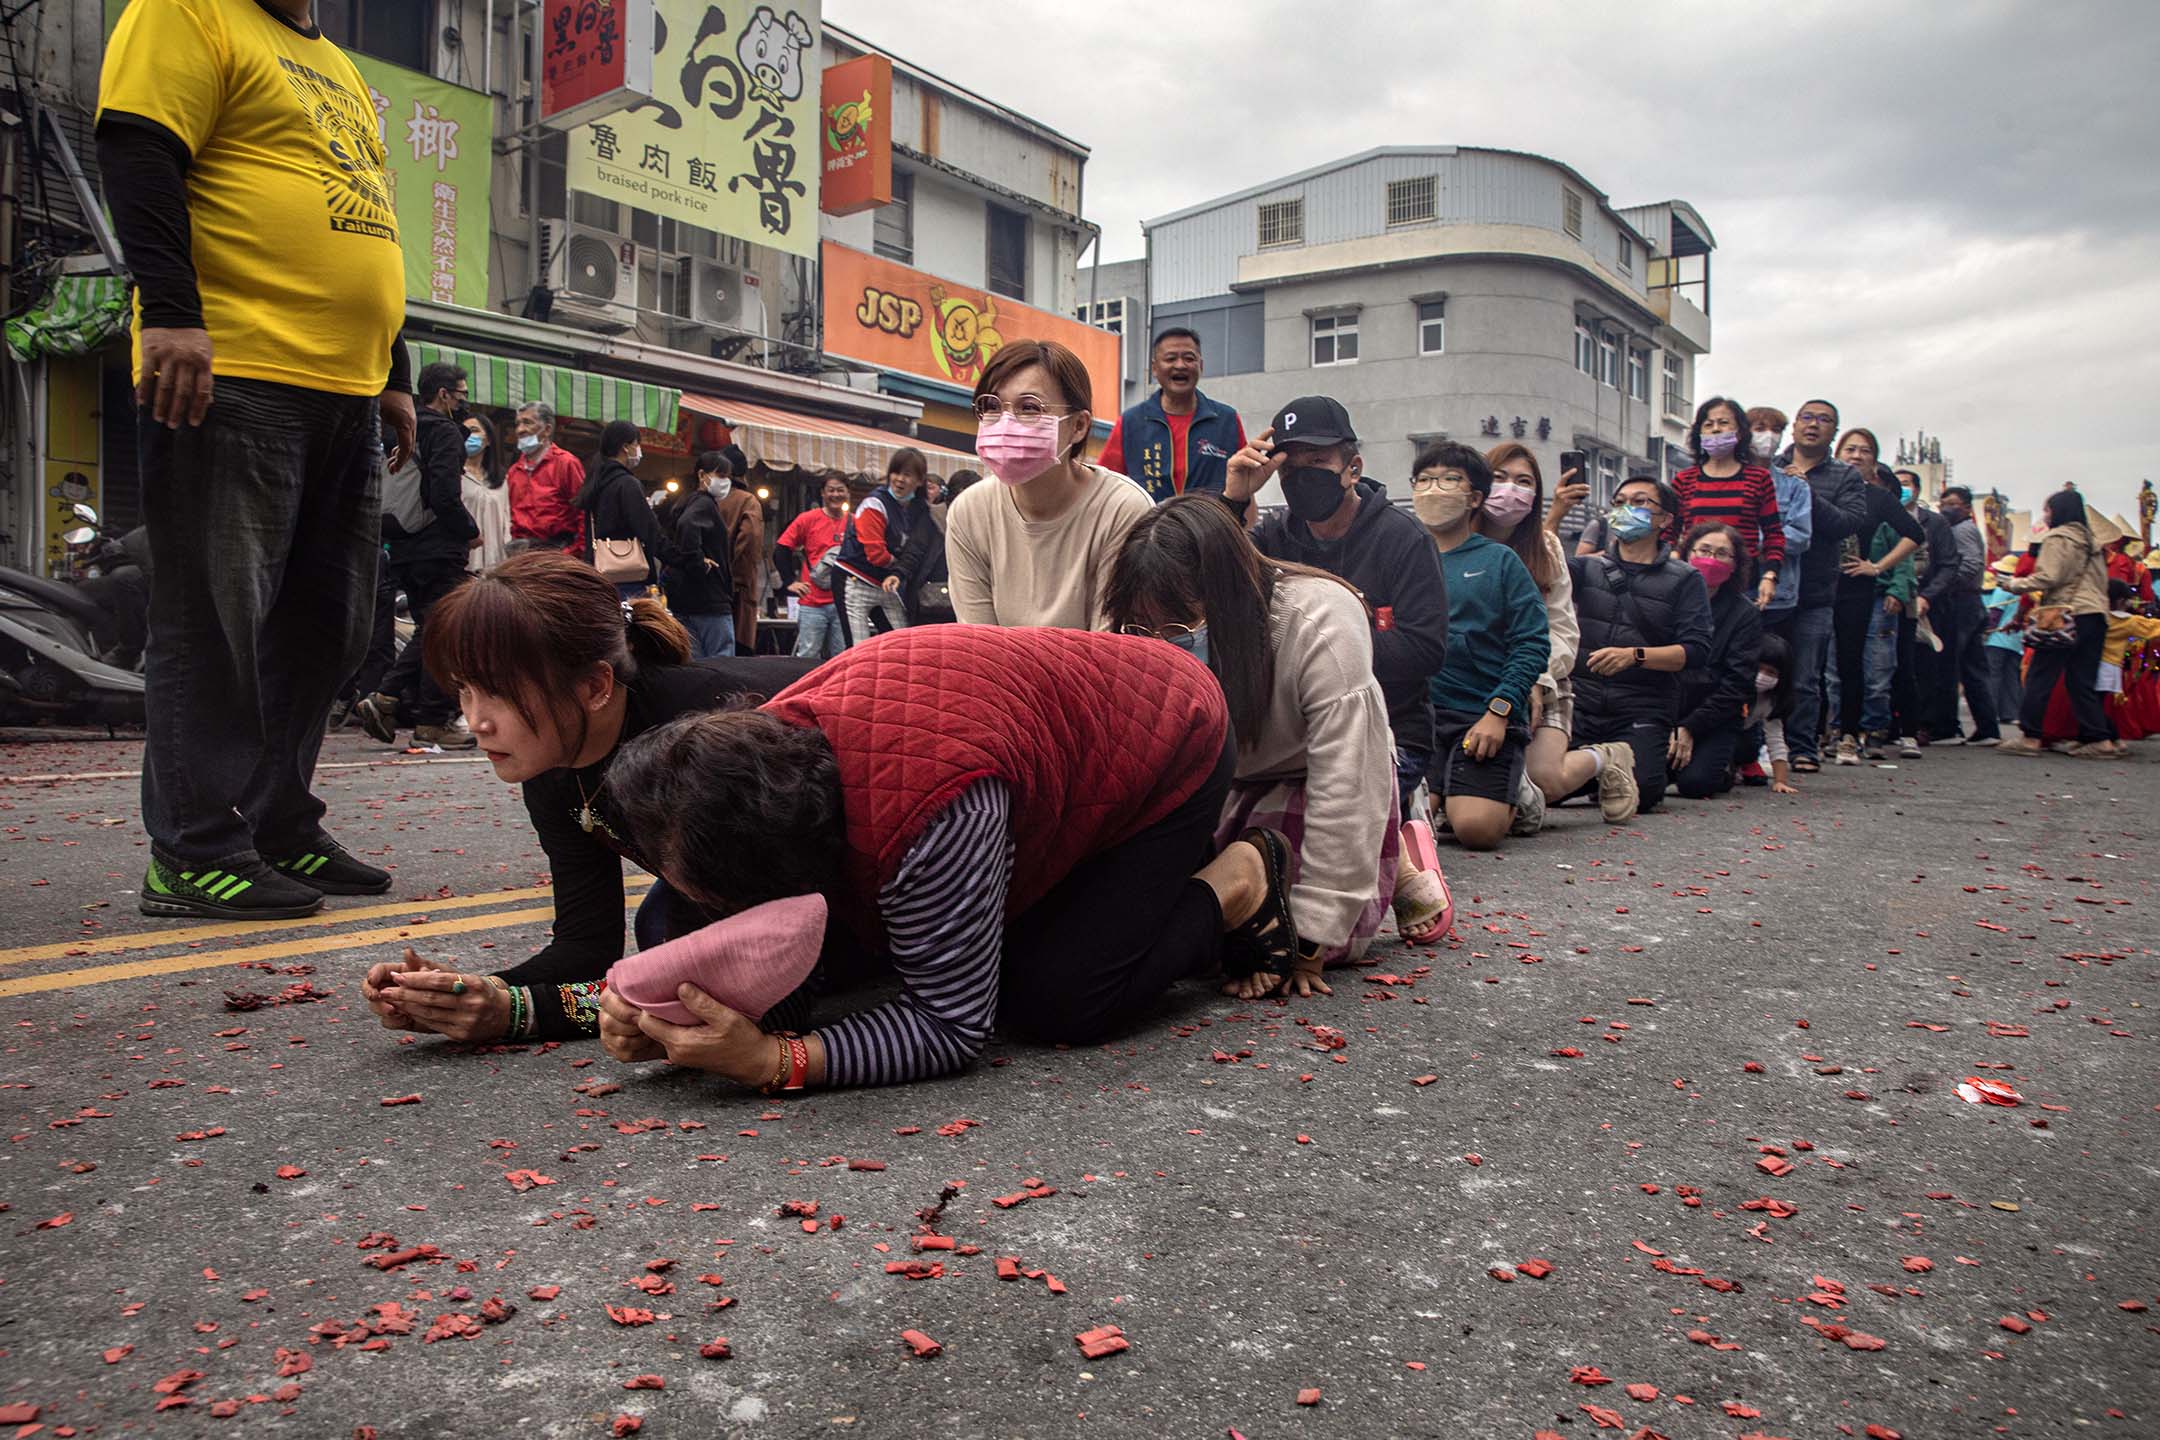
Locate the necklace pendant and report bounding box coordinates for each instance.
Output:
[577,803,596,833]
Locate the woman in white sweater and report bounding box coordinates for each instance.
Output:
[1106,495,1398,999]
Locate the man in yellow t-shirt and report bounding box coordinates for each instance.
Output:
[97,0,417,920]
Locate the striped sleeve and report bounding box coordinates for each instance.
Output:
[814,781,1014,1087]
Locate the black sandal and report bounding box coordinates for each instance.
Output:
[1222,827,1299,985]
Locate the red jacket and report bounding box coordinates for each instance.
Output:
[508,444,588,547]
[763,627,1227,942]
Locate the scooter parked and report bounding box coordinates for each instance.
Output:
[0,505,148,728]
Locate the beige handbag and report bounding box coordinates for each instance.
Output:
[592,534,648,582]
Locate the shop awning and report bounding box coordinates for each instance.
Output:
[409,341,679,429]
[5,273,130,361]
[680,393,975,475]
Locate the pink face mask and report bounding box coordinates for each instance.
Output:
[977,416,1063,486]
[1483,482,1535,528]
[1690,554,1735,591]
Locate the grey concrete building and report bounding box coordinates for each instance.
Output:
[1140,147,1716,511]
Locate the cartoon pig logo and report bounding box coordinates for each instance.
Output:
[738,6,814,107]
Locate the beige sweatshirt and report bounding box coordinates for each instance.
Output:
[1234,575,1396,949]
[945,464,1155,630]
[1534,530,1580,705]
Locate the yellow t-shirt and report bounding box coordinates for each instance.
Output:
[98,0,405,396]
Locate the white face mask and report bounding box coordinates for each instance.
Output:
[710,476,732,497]
[624,449,643,469]
[1750,431,1780,460]
[517,433,543,454]
[1755,671,1778,692]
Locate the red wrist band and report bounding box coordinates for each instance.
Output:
[781,1033,809,1092]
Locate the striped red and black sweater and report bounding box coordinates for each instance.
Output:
[1673,463,1787,578]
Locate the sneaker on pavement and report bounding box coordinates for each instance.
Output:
[1593,742,1640,823]
[1834,736,1861,766]
[1898,735,1923,758]
[1968,735,2000,747]
[1509,771,1547,836]
[413,723,477,750]
[354,692,400,744]
[1933,733,1966,747]
[141,851,324,920]
[266,838,393,895]
[326,699,352,733]
[1738,761,1768,787]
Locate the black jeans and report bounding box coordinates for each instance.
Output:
[1674,724,1742,798]
[342,548,397,704]
[1570,710,1672,812]
[1929,594,2000,740]
[1833,584,1875,736]
[139,377,381,862]
[380,556,466,726]
[2020,613,2112,743]
[998,733,1236,1044]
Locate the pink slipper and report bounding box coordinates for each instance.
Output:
[1401,818,1442,876]
[605,894,827,1026]
[1394,821,1454,944]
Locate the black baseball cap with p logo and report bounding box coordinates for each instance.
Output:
[1267,396,1358,454]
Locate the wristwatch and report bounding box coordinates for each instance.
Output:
[1633,647,1646,665]
[1486,696,1513,719]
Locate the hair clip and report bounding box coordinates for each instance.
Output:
[620,600,637,627]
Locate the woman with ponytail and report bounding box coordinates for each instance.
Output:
[358,551,814,1042]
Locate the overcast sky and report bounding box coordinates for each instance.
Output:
[830,0,2160,521]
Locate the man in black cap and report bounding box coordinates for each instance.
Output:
[1223,399,1452,921]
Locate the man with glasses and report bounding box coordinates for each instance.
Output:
[1564,476,1713,814]
[1098,329,1248,503]
[1223,397,1450,823]
[358,361,479,750]
[1770,399,1871,771]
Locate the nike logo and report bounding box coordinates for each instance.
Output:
[1462,570,1485,578]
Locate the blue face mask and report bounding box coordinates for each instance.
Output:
[1608,504,1656,542]
[464,433,486,456]
[1900,485,1914,505]
[1170,624,1209,666]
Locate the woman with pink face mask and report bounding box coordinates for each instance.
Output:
[1669,522,1765,797]
[945,339,1155,631]
[1478,443,1593,833]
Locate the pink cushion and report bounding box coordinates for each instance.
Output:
[605,893,827,1026]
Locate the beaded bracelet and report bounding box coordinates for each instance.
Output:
[760,1035,790,1095]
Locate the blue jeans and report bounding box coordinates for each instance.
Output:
[139,377,381,861]
[793,602,841,661]
[679,610,735,660]
[1774,603,1835,763]
[1861,600,1899,735]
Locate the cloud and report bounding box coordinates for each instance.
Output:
[828,0,2160,515]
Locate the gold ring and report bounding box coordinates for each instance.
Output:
[451,980,468,995]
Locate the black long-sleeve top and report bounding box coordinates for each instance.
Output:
[1676,583,1764,739]
[495,655,818,1037]
[575,459,690,583]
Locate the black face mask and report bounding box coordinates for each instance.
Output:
[1281,464,1350,523]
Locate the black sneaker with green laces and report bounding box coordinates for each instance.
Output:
[266,840,393,895]
[141,851,325,920]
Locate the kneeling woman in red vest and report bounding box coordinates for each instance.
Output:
[590,625,1300,1088]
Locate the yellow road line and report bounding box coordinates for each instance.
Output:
[0,900,641,998]
[0,876,653,968]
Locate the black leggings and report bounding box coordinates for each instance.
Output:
[2020,612,2112,743]
[1833,583,1874,737]
[1673,725,1742,798]
[999,733,1237,1045]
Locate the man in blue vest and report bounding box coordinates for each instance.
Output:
[1098,328,1247,502]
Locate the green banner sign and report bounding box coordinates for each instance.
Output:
[348,53,494,309]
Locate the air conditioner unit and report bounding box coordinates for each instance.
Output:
[542,221,639,332]
[686,260,748,328]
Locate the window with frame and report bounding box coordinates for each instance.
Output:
[1386,175,1438,227]
[1074,298,1127,335]
[873,172,914,264]
[1617,234,1634,273]
[1626,347,1648,402]
[1575,320,1596,375]
[1598,452,1620,494]
[1597,331,1618,388]
[1663,352,1688,417]
[1563,188,1584,240]
[316,0,434,73]
[1417,299,1445,356]
[1258,197,1305,249]
[986,204,1028,299]
[1310,311,1359,367]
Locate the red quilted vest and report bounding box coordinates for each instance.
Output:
[762,626,1228,941]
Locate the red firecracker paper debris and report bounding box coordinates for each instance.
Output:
[1956,1077,2023,1106]
[1570,1366,1613,1386]
[379,1094,423,1106]
[1076,1324,1130,1359]
[1518,1258,1554,1279]
[1296,1388,1322,1406]
[900,1329,942,1358]
[610,1415,642,1436]
[1578,1402,1626,1428]
[1624,1383,1659,1401]
[699,1338,732,1359]
[622,1375,664,1390]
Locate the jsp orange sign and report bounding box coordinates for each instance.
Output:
[821,242,1121,405]
[819,53,890,215]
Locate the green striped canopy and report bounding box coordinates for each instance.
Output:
[5,274,131,361]
[409,342,679,429]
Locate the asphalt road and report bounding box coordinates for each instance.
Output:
[1,728,2154,1439]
